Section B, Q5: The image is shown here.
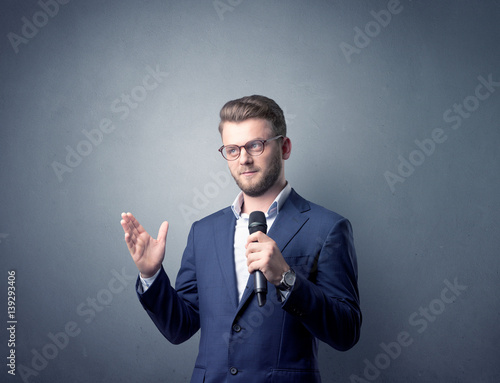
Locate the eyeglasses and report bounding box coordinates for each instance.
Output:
[218,135,283,161]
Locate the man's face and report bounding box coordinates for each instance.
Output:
[221,118,285,197]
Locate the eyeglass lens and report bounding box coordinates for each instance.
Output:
[223,140,264,160]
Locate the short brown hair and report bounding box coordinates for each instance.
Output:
[218,95,286,137]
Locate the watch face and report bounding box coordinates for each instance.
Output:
[284,271,296,286]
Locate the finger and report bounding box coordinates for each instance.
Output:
[121,213,136,237]
[123,233,138,259]
[121,213,144,251]
[120,213,130,231]
[127,212,145,235]
[121,219,134,242]
[121,217,138,245]
[245,231,266,248]
[121,211,133,225]
[124,232,135,251]
[124,212,146,239]
[157,221,169,242]
[247,257,265,274]
[245,242,260,256]
[246,244,263,265]
[120,215,133,233]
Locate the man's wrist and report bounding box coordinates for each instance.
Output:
[277,268,296,291]
[140,267,161,279]
[139,268,161,293]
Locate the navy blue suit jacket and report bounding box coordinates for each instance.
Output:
[137,189,361,382]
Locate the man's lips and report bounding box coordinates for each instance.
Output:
[240,169,258,176]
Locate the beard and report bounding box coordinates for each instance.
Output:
[231,150,282,197]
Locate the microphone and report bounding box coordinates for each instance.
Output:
[248,211,268,307]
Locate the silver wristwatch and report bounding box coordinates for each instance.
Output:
[278,268,296,291]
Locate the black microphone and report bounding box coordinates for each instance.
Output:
[248,211,268,307]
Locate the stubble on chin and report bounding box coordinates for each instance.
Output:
[231,153,282,197]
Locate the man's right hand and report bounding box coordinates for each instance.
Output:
[120,212,169,278]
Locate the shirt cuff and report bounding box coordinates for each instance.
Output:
[277,287,291,302]
[139,269,161,293]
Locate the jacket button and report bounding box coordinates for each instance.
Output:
[230,367,238,375]
[232,324,241,332]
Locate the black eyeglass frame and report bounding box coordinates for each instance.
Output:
[218,135,284,161]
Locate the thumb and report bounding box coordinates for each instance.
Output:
[245,231,261,248]
[157,221,169,243]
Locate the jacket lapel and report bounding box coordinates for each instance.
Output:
[268,190,310,254]
[213,208,239,309]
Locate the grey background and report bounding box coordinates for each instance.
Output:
[1,0,499,382]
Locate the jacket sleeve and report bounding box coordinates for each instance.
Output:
[281,218,362,351]
[136,224,200,345]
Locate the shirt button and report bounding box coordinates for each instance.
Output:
[232,324,241,332]
[230,367,238,375]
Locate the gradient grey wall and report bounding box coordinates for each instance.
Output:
[1,1,499,382]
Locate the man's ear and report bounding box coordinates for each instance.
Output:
[281,137,292,160]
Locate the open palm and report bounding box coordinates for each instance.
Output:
[120,212,169,278]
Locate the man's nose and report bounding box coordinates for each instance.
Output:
[239,146,253,165]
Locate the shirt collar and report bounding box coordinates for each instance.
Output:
[231,182,292,219]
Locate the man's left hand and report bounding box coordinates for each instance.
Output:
[246,231,289,286]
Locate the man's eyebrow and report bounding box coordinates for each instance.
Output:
[227,137,267,145]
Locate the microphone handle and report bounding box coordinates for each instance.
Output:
[255,270,267,307]
[248,211,268,307]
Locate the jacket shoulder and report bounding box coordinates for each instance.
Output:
[289,189,347,224]
[191,206,233,228]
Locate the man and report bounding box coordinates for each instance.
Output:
[120,95,361,382]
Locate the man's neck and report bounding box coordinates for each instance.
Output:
[241,180,287,214]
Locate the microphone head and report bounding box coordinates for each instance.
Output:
[248,211,267,234]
